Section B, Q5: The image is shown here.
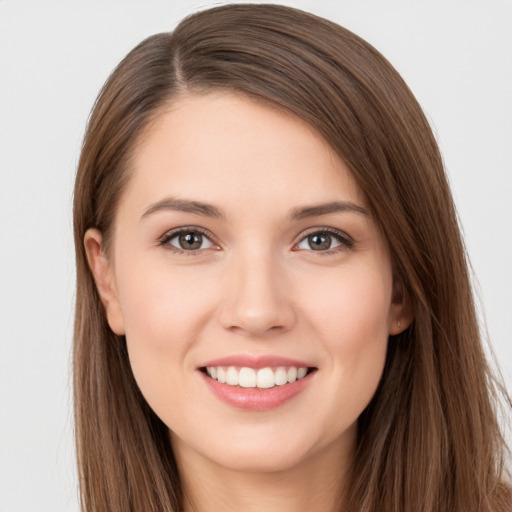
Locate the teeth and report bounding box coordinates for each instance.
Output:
[217,367,226,383]
[239,367,256,388]
[287,366,297,383]
[205,366,310,389]
[256,367,274,389]
[226,367,239,385]
[297,367,307,379]
[275,367,288,385]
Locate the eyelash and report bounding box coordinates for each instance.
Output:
[158,226,218,255]
[158,226,354,255]
[294,227,354,255]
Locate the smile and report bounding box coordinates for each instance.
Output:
[199,357,317,410]
[204,366,310,389]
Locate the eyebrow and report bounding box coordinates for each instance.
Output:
[141,197,225,220]
[141,197,368,222]
[289,201,369,220]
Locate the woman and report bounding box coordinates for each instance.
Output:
[73,4,510,511]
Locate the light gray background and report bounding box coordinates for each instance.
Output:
[0,1,511,510]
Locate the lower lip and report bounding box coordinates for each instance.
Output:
[200,370,315,411]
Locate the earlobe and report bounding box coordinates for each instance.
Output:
[389,278,414,335]
[84,228,126,335]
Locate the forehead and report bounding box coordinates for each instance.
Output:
[121,92,366,220]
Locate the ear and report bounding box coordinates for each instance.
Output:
[389,277,414,335]
[84,228,125,335]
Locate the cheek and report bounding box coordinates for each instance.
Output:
[116,259,216,349]
[113,259,219,404]
[301,264,391,402]
[304,262,392,336]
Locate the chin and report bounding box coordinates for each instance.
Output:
[211,443,313,474]
[175,419,354,476]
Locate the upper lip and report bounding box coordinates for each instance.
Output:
[199,354,315,369]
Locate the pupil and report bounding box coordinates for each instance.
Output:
[309,233,330,251]
[179,232,202,250]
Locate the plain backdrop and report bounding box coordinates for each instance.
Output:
[0,1,511,510]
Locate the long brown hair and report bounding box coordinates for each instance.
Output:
[73,4,510,511]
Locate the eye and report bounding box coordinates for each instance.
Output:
[160,228,217,252]
[295,229,352,253]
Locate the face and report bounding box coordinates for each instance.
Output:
[86,92,408,476]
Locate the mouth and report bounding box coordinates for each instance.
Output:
[200,365,316,389]
[198,357,318,410]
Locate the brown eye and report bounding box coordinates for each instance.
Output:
[163,229,216,252]
[178,232,203,250]
[295,230,350,253]
[307,233,332,251]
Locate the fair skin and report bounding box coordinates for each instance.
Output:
[85,92,410,512]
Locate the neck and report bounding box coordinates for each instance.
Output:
[173,433,354,512]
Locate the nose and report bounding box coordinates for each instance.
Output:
[218,250,297,337]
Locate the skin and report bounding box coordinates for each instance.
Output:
[85,92,411,512]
